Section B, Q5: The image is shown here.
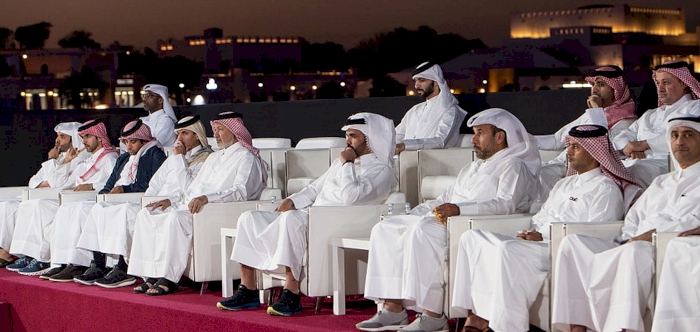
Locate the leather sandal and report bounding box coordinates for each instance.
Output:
[145,278,178,296]
[133,278,158,294]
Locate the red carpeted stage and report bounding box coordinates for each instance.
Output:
[0,268,383,332]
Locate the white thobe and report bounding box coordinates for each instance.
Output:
[612,94,692,187]
[364,152,538,314]
[9,148,117,261]
[651,236,700,331]
[536,109,633,200]
[141,109,176,148]
[128,143,265,282]
[0,152,88,250]
[552,160,700,332]
[452,169,624,332]
[395,98,465,150]
[231,153,393,282]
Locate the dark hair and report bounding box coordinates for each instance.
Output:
[491,125,508,148]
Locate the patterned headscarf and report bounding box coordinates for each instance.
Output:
[565,125,639,192]
[78,119,115,150]
[119,119,154,143]
[210,111,268,183]
[584,66,637,128]
[653,61,700,106]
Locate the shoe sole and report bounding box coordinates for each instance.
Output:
[355,325,407,332]
[18,268,53,276]
[6,266,27,272]
[73,278,98,286]
[49,277,80,282]
[266,306,302,317]
[216,302,261,311]
[95,278,137,289]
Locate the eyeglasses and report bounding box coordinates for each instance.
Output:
[142,93,159,99]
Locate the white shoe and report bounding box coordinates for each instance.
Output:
[356,309,409,331]
[398,313,449,332]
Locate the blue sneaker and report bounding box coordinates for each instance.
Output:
[217,284,261,310]
[18,259,52,276]
[6,256,33,272]
[266,289,302,316]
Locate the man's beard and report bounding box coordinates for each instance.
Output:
[419,84,435,98]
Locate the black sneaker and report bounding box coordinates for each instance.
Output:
[266,289,302,316]
[39,266,64,280]
[49,264,87,282]
[94,266,136,288]
[217,284,261,311]
[73,263,107,286]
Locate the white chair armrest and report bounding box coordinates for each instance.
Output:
[468,215,533,235]
[188,201,260,282]
[260,188,282,201]
[23,187,63,200]
[384,192,406,204]
[256,202,278,211]
[306,204,388,297]
[653,232,680,289]
[0,186,27,199]
[140,196,169,208]
[97,192,145,203]
[59,191,98,204]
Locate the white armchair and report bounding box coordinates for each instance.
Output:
[255,192,406,311]
[294,137,345,150]
[253,138,292,149]
[97,192,145,203]
[22,187,63,200]
[285,149,332,197]
[398,150,419,208]
[418,148,473,203]
[653,232,680,295]
[58,190,98,204]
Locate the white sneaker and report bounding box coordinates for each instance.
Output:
[398,313,449,332]
[356,309,409,331]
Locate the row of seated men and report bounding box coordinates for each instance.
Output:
[0,60,698,332]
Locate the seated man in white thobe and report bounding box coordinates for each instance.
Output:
[552,112,700,332]
[139,84,177,148]
[394,61,467,155]
[47,117,201,287]
[0,122,85,267]
[128,111,267,295]
[6,119,119,275]
[536,66,637,199]
[612,60,700,187]
[217,112,396,315]
[357,108,541,332]
[454,124,637,332]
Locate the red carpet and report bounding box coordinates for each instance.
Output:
[0,268,381,332]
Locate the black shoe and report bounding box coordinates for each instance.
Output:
[49,264,87,282]
[39,266,64,280]
[217,284,261,311]
[73,263,107,286]
[266,289,302,316]
[95,266,136,288]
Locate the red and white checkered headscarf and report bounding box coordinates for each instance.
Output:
[210,111,258,157]
[119,119,154,143]
[565,125,639,192]
[585,66,637,128]
[653,60,700,106]
[78,119,115,150]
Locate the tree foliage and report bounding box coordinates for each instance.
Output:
[14,22,52,49]
[301,41,348,72]
[0,27,13,49]
[58,66,108,109]
[58,30,101,49]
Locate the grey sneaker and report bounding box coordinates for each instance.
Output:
[356,310,409,331]
[398,314,449,332]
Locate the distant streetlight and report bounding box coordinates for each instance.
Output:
[22,54,27,59]
[206,79,218,91]
[340,82,346,87]
[408,91,415,96]
[482,79,488,84]
[258,82,264,88]
[179,83,185,89]
[312,85,317,90]
[290,85,296,91]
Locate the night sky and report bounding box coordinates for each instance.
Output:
[3,0,699,50]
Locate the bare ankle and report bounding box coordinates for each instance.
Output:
[570,324,587,332]
[382,301,404,313]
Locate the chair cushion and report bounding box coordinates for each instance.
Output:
[421,176,457,201]
[295,137,346,149]
[287,178,316,196]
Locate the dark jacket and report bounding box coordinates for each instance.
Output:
[99,146,167,194]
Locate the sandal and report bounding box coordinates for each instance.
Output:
[145,278,178,296]
[0,257,15,268]
[133,278,158,294]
